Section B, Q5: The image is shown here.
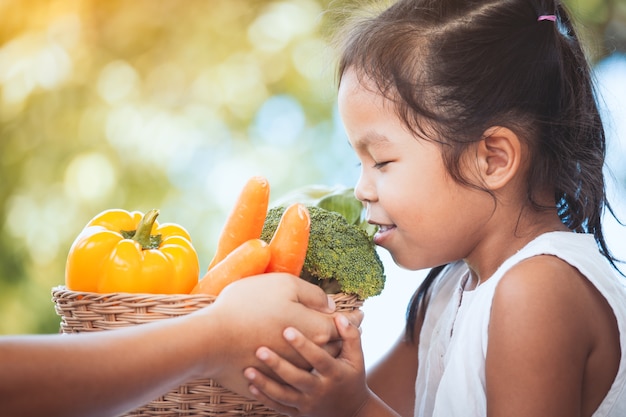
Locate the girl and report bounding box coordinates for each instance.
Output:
[243,0,626,416]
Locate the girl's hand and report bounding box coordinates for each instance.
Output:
[244,313,373,417]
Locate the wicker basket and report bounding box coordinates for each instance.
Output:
[51,286,363,417]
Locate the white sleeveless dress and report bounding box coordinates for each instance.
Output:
[414,231,626,417]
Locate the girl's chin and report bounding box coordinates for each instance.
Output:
[383,242,435,271]
[389,253,424,271]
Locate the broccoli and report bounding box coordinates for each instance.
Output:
[261,205,385,300]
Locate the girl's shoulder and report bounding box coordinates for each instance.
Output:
[489,239,624,415]
[491,231,626,334]
[489,231,624,294]
[494,253,605,325]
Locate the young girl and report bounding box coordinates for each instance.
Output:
[242,0,626,416]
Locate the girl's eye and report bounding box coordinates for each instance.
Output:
[373,161,390,169]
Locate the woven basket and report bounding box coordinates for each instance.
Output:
[51,286,363,417]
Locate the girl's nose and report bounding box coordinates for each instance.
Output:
[354,174,376,203]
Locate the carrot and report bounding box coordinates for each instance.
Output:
[191,239,271,296]
[265,203,310,276]
[207,176,270,270]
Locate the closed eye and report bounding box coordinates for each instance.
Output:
[373,161,390,169]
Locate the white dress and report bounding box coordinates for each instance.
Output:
[414,231,626,417]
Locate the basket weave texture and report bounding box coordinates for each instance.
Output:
[51,286,363,417]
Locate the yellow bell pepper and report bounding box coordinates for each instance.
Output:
[65,208,200,294]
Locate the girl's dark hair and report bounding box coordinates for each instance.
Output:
[333,0,621,342]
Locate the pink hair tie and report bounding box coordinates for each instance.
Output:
[537,15,556,22]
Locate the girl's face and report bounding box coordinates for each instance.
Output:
[338,69,492,270]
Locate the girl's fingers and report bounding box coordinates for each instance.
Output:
[248,386,294,416]
[245,315,368,417]
[244,367,299,415]
[335,313,364,363]
[282,326,337,376]
[252,345,318,394]
[345,308,365,328]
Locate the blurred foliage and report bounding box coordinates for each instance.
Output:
[0,0,625,335]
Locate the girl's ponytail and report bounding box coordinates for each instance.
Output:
[541,1,618,269]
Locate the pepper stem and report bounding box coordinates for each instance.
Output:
[133,209,162,250]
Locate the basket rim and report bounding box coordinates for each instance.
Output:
[51,285,216,300]
[51,285,364,302]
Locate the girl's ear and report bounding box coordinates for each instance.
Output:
[476,126,522,190]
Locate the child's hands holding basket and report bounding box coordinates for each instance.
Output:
[242,310,373,417]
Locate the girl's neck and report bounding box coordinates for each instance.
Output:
[464,206,569,287]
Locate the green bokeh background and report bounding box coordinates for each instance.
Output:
[1,0,625,335]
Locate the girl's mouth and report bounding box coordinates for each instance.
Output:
[373,224,396,245]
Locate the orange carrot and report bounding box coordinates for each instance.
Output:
[265,203,310,276]
[191,239,271,296]
[207,176,270,270]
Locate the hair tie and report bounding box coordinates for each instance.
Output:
[537,15,556,22]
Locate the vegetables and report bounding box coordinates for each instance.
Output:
[192,201,310,296]
[265,203,310,276]
[63,177,382,299]
[260,202,385,300]
[268,185,385,296]
[207,176,270,270]
[316,187,378,237]
[187,176,273,296]
[190,239,271,296]
[65,209,200,294]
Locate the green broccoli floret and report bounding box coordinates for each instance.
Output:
[261,205,385,300]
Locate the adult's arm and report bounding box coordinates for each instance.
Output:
[0,274,354,417]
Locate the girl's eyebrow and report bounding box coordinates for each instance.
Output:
[353,131,391,151]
